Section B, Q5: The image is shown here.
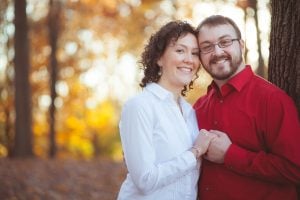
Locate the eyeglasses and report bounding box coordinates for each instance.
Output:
[199,39,240,54]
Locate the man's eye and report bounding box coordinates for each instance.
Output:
[220,40,231,46]
[201,45,212,51]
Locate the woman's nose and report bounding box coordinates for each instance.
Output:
[184,53,193,63]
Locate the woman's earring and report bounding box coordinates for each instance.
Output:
[158,67,162,76]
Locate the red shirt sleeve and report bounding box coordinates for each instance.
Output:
[224,90,300,184]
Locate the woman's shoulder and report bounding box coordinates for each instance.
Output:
[123,89,153,111]
[120,90,157,123]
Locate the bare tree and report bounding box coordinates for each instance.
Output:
[48,0,61,158]
[236,0,265,78]
[12,0,33,157]
[251,0,265,78]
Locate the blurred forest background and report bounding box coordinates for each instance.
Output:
[0,0,299,199]
[0,0,273,160]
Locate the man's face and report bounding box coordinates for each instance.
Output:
[198,24,244,81]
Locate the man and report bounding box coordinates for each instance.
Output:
[194,15,300,200]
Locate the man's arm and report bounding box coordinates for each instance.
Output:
[205,92,300,184]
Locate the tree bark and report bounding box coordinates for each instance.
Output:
[12,0,33,157]
[269,0,300,198]
[269,0,300,114]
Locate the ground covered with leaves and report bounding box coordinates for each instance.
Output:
[0,158,127,200]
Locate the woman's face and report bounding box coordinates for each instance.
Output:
[157,33,200,93]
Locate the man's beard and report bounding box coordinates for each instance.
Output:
[204,52,243,81]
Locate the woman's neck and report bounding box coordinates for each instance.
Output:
[157,81,181,102]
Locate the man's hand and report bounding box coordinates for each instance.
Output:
[204,130,232,163]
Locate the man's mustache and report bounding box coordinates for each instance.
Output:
[210,54,231,64]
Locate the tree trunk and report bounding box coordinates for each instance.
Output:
[12,0,33,157]
[48,0,61,158]
[269,0,300,114]
[269,0,300,198]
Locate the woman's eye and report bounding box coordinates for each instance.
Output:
[176,49,184,53]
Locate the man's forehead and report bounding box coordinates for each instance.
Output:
[199,24,234,33]
[198,24,236,40]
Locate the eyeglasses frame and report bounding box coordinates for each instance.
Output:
[199,38,240,54]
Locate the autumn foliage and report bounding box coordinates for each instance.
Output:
[0,1,273,160]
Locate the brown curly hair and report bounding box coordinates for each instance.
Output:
[139,20,199,96]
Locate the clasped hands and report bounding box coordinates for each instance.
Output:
[192,129,232,163]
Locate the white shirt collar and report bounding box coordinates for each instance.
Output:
[145,83,173,101]
[145,83,193,116]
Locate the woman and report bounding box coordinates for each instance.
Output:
[117,20,214,200]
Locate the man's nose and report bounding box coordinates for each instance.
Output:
[213,44,224,55]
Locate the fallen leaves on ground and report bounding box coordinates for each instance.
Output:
[0,158,127,200]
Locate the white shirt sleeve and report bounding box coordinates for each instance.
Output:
[119,98,197,195]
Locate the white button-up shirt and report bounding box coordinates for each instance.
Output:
[117,83,200,200]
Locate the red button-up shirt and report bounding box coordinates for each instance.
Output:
[194,66,300,200]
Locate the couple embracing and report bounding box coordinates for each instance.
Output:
[117,15,300,200]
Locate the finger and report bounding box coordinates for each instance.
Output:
[210,130,225,136]
[199,129,210,136]
[208,134,218,141]
[206,132,218,139]
[203,152,212,161]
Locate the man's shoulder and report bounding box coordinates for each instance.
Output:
[250,75,286,95]
[248,75,293,104]
[193,94,210,110]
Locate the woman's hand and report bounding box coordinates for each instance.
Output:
[204,130,232,163]
[190,129,216,159]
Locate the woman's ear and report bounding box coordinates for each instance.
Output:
[157,58,162,67]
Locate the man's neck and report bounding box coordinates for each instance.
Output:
[214,64,246,89]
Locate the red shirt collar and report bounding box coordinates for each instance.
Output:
[208,65,253,97]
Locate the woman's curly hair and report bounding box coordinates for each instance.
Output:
[139,20,200,96]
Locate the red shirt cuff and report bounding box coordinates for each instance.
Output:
[224,144,250,170]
